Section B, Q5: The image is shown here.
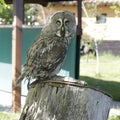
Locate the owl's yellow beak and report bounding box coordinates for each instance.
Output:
[61,26,65,37]
[61,26,65,32]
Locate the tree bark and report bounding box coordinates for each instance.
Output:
[19,76,112,120]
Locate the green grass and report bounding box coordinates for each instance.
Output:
[0,112,20,120]
[0,112,119,120]
[80,52,120,101]
[108,115,120,120]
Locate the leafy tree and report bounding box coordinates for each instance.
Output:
[0,2,55,25]
[0,4,31,25]
[84,3,98,17]
[110,4,120,17]
[0,5,13,24]
[0,0,7,10]
[0,0,12,24]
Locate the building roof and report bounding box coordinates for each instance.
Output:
[5,0,76,6]
[83,0,120,4]
[5,0,120,6]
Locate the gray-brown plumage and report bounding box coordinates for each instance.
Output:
[17,10,76,85]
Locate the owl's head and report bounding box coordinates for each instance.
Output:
[45,10,76,38]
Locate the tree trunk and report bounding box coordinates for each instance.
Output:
[19,76,112,120]
[94,40,100,75]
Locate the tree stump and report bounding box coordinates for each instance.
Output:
[19,76,112,120]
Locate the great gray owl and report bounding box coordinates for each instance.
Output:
[16,10,76,86]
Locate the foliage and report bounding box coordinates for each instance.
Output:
[0,0,7,11]
[24,4,31,25]
[80,39,96,56]
[0,5,13,24]
[24,4,55,25]
[110,4,120,17]
[0,0,12,24]
[0,3,55,25]
[0,4,36,25]
[23,4,56,25]
[84,3,98,17]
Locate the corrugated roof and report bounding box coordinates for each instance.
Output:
[83,0,120,4]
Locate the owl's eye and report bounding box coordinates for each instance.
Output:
[65,20,70,26]
[56,20,61,26]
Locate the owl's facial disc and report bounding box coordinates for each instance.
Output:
[56,18,70,37]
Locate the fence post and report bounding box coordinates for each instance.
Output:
[12,0,23,112]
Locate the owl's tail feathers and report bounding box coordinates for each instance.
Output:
[16,73,25,85]
[12,73,26,90]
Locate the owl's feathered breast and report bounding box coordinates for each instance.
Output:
[25,35,68,79]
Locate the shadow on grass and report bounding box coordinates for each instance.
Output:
[80,76,120,101]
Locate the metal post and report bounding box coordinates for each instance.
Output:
[75,0,82,79]
[12,0,23,112]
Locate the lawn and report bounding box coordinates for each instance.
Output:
[80,52,120,101]
[0,112,119,120]
[108,115,120,120]
[0,112,20,120]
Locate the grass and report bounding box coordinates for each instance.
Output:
[80,52,120,101]
[0,112,20,120]
[108,115,120,120]
[0,112,119,120]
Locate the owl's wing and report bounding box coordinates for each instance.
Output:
[17,35,66,84]
[16,36,45,84]
[24,37,46,76]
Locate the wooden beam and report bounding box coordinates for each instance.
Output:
[75,0,82,79]
[12,0,23,112]
[5,0,76,4]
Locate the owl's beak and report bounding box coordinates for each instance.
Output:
[60,26,65,37]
